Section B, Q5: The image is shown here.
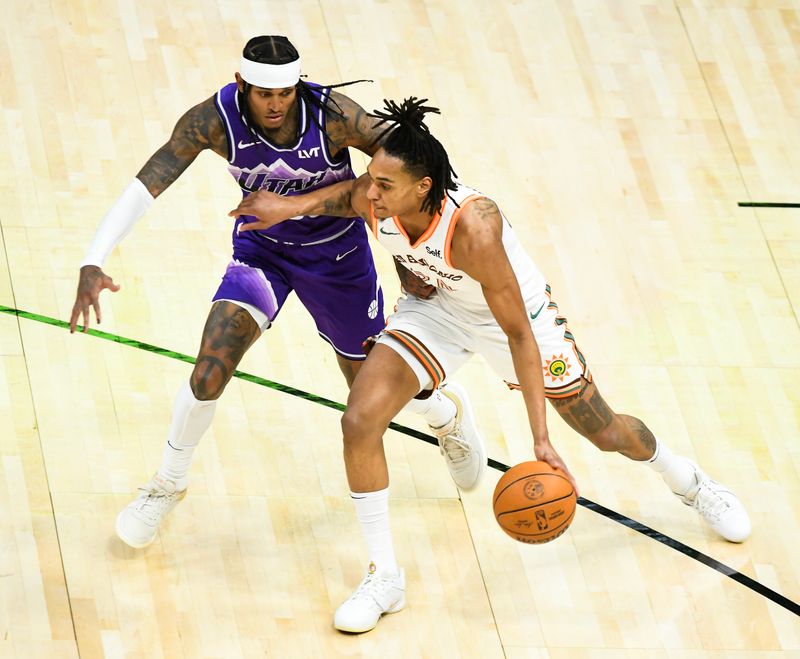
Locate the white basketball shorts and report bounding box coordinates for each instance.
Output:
[375,284,590,398]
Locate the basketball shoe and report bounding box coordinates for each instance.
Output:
[430,382,487,491]
[115,474,186,548]
[676,462,751,543]
[334,563,406,633]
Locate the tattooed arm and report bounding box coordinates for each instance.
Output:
[70,98,228,333]
[324,90,386,157]
[229,173,373,230]
[451,198,578,492]
[137,96,228,196]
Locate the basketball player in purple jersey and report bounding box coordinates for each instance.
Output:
[69,36,486,549]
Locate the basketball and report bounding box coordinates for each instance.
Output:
[493,461,577,544]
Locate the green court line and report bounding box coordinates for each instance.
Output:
[0,304,433,442]
[0,304,346,413]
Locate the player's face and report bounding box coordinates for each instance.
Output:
[366,149,432,218]
[237,75,297,130]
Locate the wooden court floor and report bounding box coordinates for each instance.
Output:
[1,1,799,657]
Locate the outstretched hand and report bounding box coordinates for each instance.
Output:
[228,190,293,232]
[534,437,579,497]
[69,265,120,333]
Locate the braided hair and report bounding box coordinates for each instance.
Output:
[239,36,369,145]
[369,97,458,215]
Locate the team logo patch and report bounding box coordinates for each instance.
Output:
[543,354,570,382]
[367,299,379,319]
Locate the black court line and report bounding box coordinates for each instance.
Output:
[738,202,800,208]
[1,303,798,618]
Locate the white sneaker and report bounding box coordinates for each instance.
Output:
[333,563,406,633]
[431,382,487,490]
[677,462,751,543]
[115,474,187,548]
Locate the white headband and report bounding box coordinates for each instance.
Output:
[239,57,301,88]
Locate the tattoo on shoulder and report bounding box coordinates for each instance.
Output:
[473,198,500,217]
[137,98,226,197]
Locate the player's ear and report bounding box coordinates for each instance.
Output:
[234,72,246,93]
[417,176,432,197]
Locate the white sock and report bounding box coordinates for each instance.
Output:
[647,439,697,496]
[156,381,216,491]
[350,487,398,575]
[402,388,456,429]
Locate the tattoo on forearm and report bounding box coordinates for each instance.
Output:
[322,188,353,216]
[136,145,187,197]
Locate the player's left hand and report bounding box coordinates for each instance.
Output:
[534,437,579,496]
[228,190,293,231]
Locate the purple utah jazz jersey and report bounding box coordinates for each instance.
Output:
[214,82,356,247]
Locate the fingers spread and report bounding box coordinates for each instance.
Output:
[69,305,81,333]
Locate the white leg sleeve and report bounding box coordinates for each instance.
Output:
[156,381,217,491]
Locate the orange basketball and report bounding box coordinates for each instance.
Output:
[493,461,577,544]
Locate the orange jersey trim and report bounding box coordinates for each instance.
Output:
[391,198,448,250]
[444,194,485,268]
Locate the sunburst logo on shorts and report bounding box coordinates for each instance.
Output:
[543,354,570,382]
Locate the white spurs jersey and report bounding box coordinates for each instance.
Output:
[368,184,547,323]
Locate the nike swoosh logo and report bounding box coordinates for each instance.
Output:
[529,301,546,321]
[237,140,258,149]
[336,246,358,261]
[379,227,400,236]
[167,440,183,452]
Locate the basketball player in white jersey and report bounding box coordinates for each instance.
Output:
[230,97,751,633]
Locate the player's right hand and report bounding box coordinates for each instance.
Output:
[533,437,579,497]
[69,265,121,333]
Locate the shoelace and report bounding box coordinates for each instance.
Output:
[133,480,177,523]
[691,481,731,522]
[438,432,471,464]
[350,574,394,604]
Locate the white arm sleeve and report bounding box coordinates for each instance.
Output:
[80,178,155,268]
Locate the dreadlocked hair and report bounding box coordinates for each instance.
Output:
[239,36,370,147]
[369,97,458,215]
